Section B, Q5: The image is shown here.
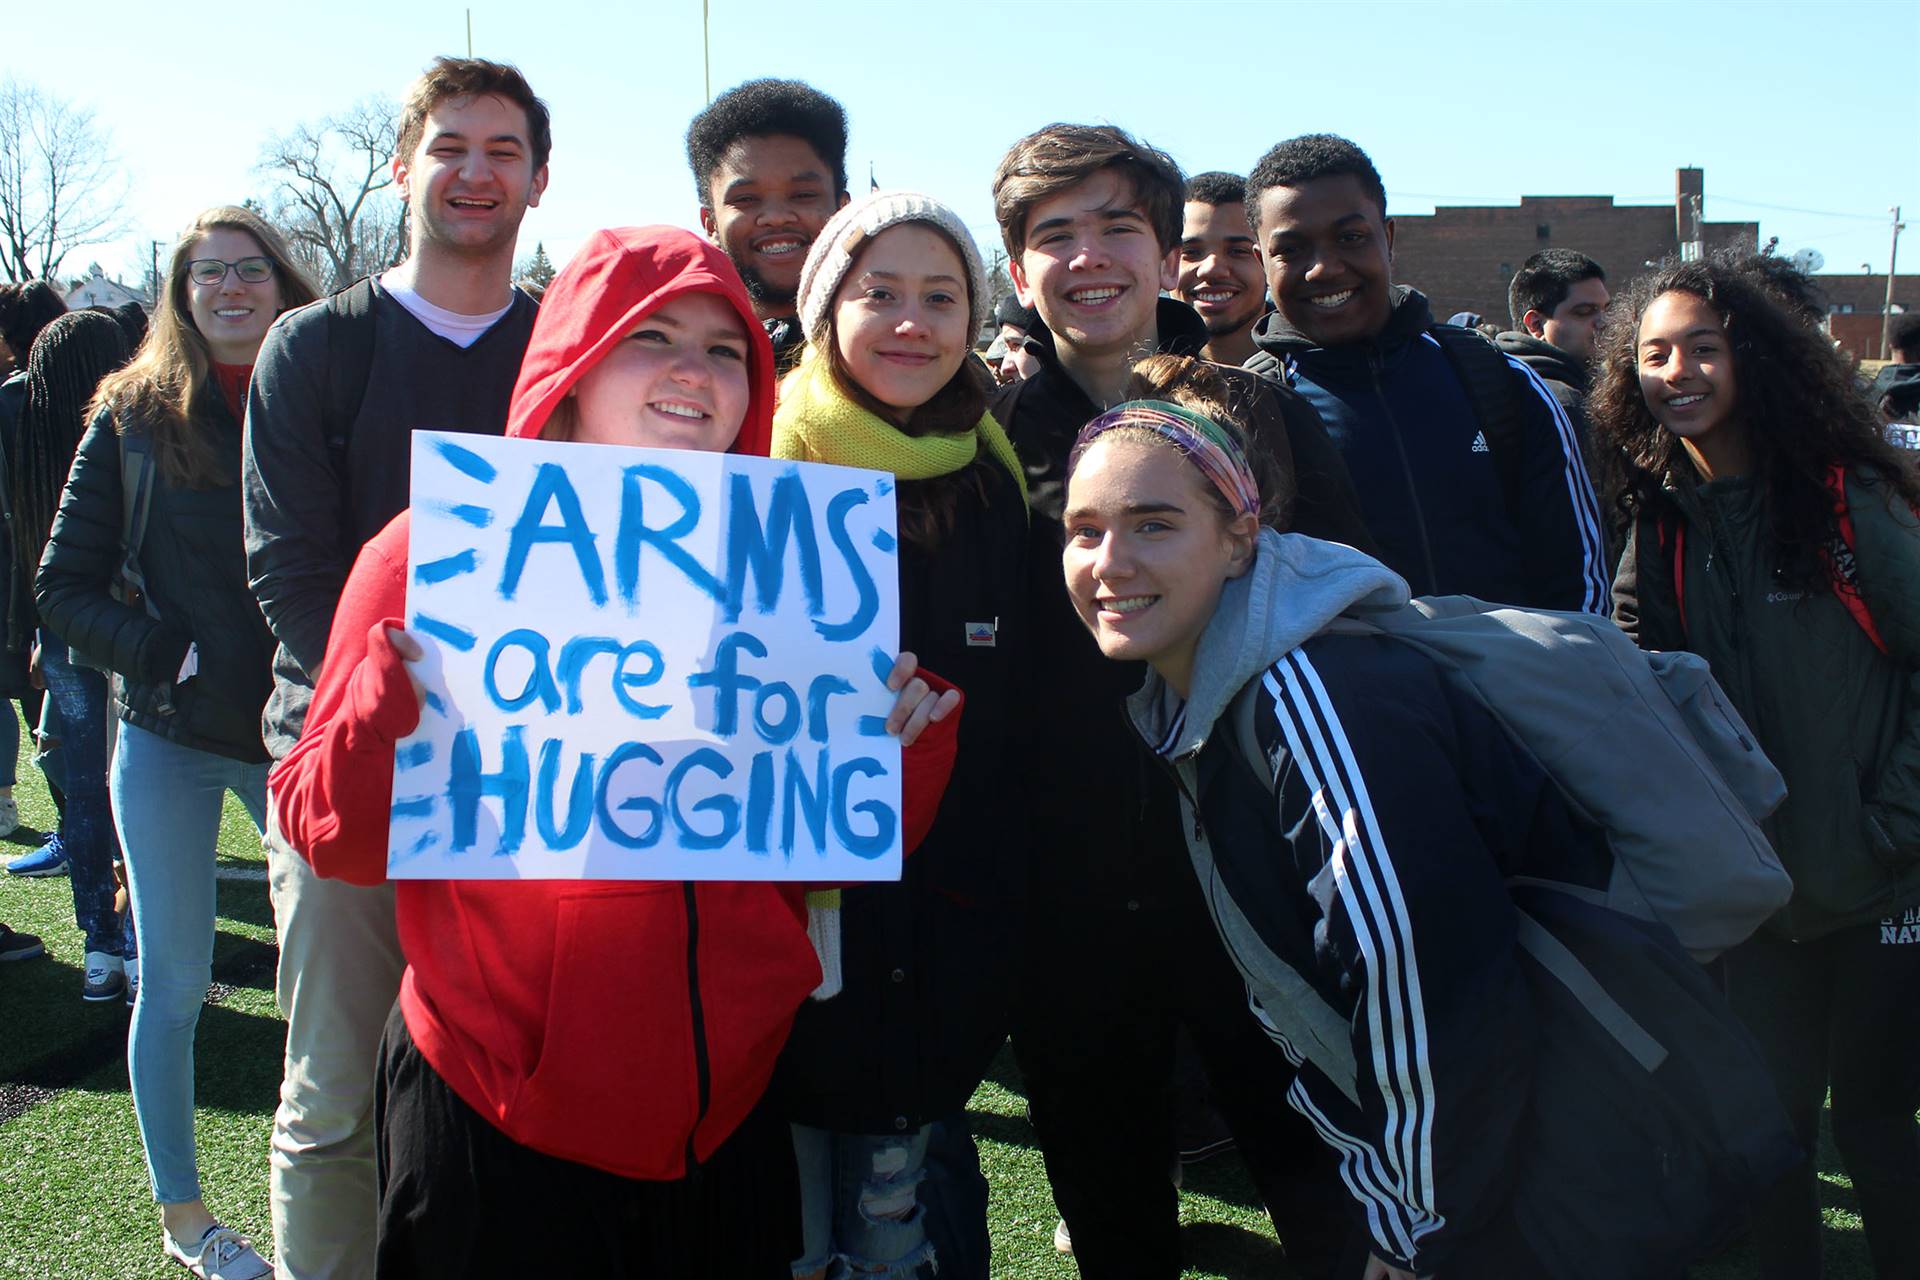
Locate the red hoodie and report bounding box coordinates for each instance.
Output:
[269,227,959,1180]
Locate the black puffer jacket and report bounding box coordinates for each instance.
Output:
[777,455,1029,1133]
[36,395,274,762]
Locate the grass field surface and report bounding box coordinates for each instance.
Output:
[0,707,1885,1278]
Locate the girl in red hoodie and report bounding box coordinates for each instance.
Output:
[269,226,960,1277]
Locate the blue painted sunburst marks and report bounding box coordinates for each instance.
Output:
[415,548,481,585]
[411,614,477,651]
[434,438,500,484]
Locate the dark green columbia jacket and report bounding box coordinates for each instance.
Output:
[1614,466,1920,940]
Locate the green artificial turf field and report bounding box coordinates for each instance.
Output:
[0,706,1883,1278]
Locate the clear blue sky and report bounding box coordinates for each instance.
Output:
[10,0,1917,286]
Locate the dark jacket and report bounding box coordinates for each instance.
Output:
[1871,363,1920,436]
[37,395,275,762]
[1250,288,1609,612]
[0,370,32,690]
[1614,468,1920,940]
[242,279,537,759]
[1132,528,1771,1279]
[765,314,804,376]
[778,454,1029,1133]
[991,297,1377,918]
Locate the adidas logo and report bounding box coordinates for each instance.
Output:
[1471,431,1491,454]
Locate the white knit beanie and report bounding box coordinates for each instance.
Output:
[796,190,989,348]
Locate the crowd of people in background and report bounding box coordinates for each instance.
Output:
[1,52,1917,1280]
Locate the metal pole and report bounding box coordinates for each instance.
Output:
[703,0,711,104]
[150,239,162,306]
[467,9,473,56]
[1882,206,1904,360]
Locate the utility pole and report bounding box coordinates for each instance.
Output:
[149,239,162,306]
[702,0,712,104]
[466,9,473,56]
[1882,206,1904,360]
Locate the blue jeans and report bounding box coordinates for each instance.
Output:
[791,1123,935,1279]
[114,721,267,1203]
[39,632,129,959]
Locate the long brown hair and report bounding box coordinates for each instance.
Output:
[93,206,318,488]
[1590,254,1920,590]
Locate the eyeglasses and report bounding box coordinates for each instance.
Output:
[186,257,275,286]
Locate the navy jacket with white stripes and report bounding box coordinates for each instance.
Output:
[1248,286,1609,613]
[1128,531,1615,1275]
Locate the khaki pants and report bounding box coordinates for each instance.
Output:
[266,800,405,1280]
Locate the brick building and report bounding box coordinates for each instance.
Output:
[1389,168,1757,328]
[1387,168,1914,359]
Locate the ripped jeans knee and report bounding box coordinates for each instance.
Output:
[791,1123,938,1279]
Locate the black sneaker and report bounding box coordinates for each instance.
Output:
[0,924,44,961]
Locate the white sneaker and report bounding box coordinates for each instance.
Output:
[82,950,126,1002]
[0,795,18,839]
[164,1224,270,1280]
[1054,1217,1073,1254]
[125,955,140,1008]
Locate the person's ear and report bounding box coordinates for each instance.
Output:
[1523,308,1549,339]
[1159,246,1178,293]
[1010,256,1035,309]
[1383,216,1395,265]
[1224,512,1260,579]
[836,190,852,211]
[699,205,719,241]
[528,164,549,210]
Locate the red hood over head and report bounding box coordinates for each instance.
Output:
[504,226,774,458]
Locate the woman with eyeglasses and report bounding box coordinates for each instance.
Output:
[35,205,316,1279]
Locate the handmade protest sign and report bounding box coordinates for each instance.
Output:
[389,431,902,881]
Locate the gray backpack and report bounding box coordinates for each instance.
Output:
[1321,595,1792,959]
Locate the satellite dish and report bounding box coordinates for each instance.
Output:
[1792,248,1826,273]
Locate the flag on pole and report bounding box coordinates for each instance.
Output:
[870,162,878,193]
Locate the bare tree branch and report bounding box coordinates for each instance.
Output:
[256,95,403,293]
[0,79,129,283]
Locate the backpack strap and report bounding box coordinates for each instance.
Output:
[1427,324,1526,513]
[1820,463,1890,656]
[321,277,378,474]
[116,430,161,620]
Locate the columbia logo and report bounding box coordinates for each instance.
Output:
[1471,431,1491,454]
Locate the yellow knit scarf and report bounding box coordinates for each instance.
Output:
[773,353,1027,507]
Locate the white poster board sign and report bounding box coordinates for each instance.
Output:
[388,431,902,881]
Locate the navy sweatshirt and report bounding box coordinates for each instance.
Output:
[1249,287,1608,613]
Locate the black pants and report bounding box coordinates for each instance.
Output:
[1726,914,1920,1280]
[374,1006,801,1278]
[1011,866,1358,1280]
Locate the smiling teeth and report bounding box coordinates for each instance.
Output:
[1196,291,1236,302]
[1310,289,1355,308]
[1669,394,1705,406]
[653,402,706,419]
[214,309,251,318]
[1104,595,1156,614]
[449,198,494,207]
[760,241,801,256]
[1071,287,1121,304]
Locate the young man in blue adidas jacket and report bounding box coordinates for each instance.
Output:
[1243,135,1610,613]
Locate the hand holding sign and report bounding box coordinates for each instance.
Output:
[391,432,907,882]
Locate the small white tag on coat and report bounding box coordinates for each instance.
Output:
[965,621,997,647]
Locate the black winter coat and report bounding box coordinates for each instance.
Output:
[992,298,1377,918]
[36,395,275,762]
[777,455,1029,1133]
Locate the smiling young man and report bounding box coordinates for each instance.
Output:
[242,56,550,1280]
[685,79,850,373]
[1171,172,1268,366]
[1245,135,1609,613]
[989,123,1371,1280]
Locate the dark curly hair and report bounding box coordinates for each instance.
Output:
[685,79,849,207]
[1246,134,1386,226]
[1590,253,1920,590]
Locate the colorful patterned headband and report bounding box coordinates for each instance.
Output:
[1069,399,1261,518]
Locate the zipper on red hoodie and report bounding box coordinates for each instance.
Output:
[682,882,712,1171]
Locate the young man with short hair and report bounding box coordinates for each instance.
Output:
[991,122,1371,1280]
[1245,134,1608,612]
[1496,249,1609,466]
[685,78,850,372]
[243,56,550,1280]
[1171,171,1267,366]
